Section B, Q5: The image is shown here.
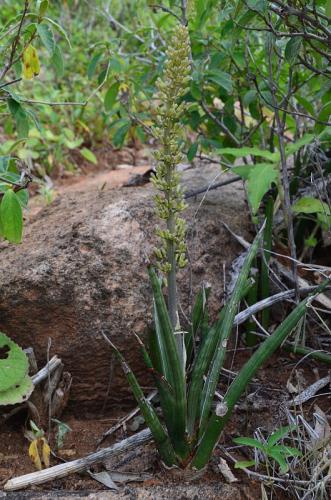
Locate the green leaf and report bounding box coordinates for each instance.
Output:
[247,164,278,215]
[0,332,29,392]
[191,279,330,470]
[292,197,330,215]
[43,17,71,47]
[188,231,263,437]
[206,71,233,93]
[0,189,23,243]
[234,460,256,469]
[295,95,314,116]
[50,44,64,78]
[37,23,55,55]
[112,121,131,148]
[285,36,302,64]
[247,0,267,13]
[0,156,10,172]
[0,374,34,406]
[15,189,29,208]
[267,425,295,447]
[52,419,71,449]
[267,449,289,472]
[37,0,48,17]
[233,436,266,450]
[149,267,189,459]
[218,147,279,162]
[187,142,198,162]
[8,99,29,138]
[326,0,331,18]
[104,82,120,111]
[270,445,301,458]
[88,52,102,80]
[80,148,97,165]
[285,134,315,156]
[186,285,211,362]
[233,163,279,215]
[108,335,177,467]
[315,101,331,133]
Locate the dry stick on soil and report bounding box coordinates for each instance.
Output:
[31,356,62,385]
[96,389,157,447]
[4,428,152,492]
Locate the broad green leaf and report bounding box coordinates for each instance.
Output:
[37,23,55,55]
[0,332,29,392]
[232,10,257,36]
[285,134,315,156]
[0,156,10,172]
[8,99,29,138]
[218,147,279,162]
[51,45,64,78]
[88,52,102,80]
[292,197,330,215]
[247,0,267,13]
[0,171,21,184]
[0,189,23,243]
[267,449,289,472]
[80,148,97,165]
[37,0,48,17]
[15,189,29,208]
[233,163,278,214]
[206,71,233,93]
[247,164,278,215]
[285,36,302,64]
[231,165,252,180]
[295,95,314,116]
[104,82,120,111]
[187,142,198,162]
[43,17,71,48]
[233,436,266,450]
[112,121,131,148]
[0,374,34,405]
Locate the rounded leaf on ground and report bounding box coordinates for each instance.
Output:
[0,374,34,405]
[0,332,29,392]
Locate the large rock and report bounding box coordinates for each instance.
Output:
[0,164,250,412]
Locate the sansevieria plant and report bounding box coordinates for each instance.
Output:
[106,25,329,471]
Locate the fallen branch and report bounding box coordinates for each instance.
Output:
[4,428,152,491]
[32,356,62,385]
[184,176,242,199]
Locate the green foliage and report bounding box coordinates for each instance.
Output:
[111,233,328,469]
[52,419,72,450]
[0,189,23,243]
[234,426,302,473]
[0,332,34,405]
